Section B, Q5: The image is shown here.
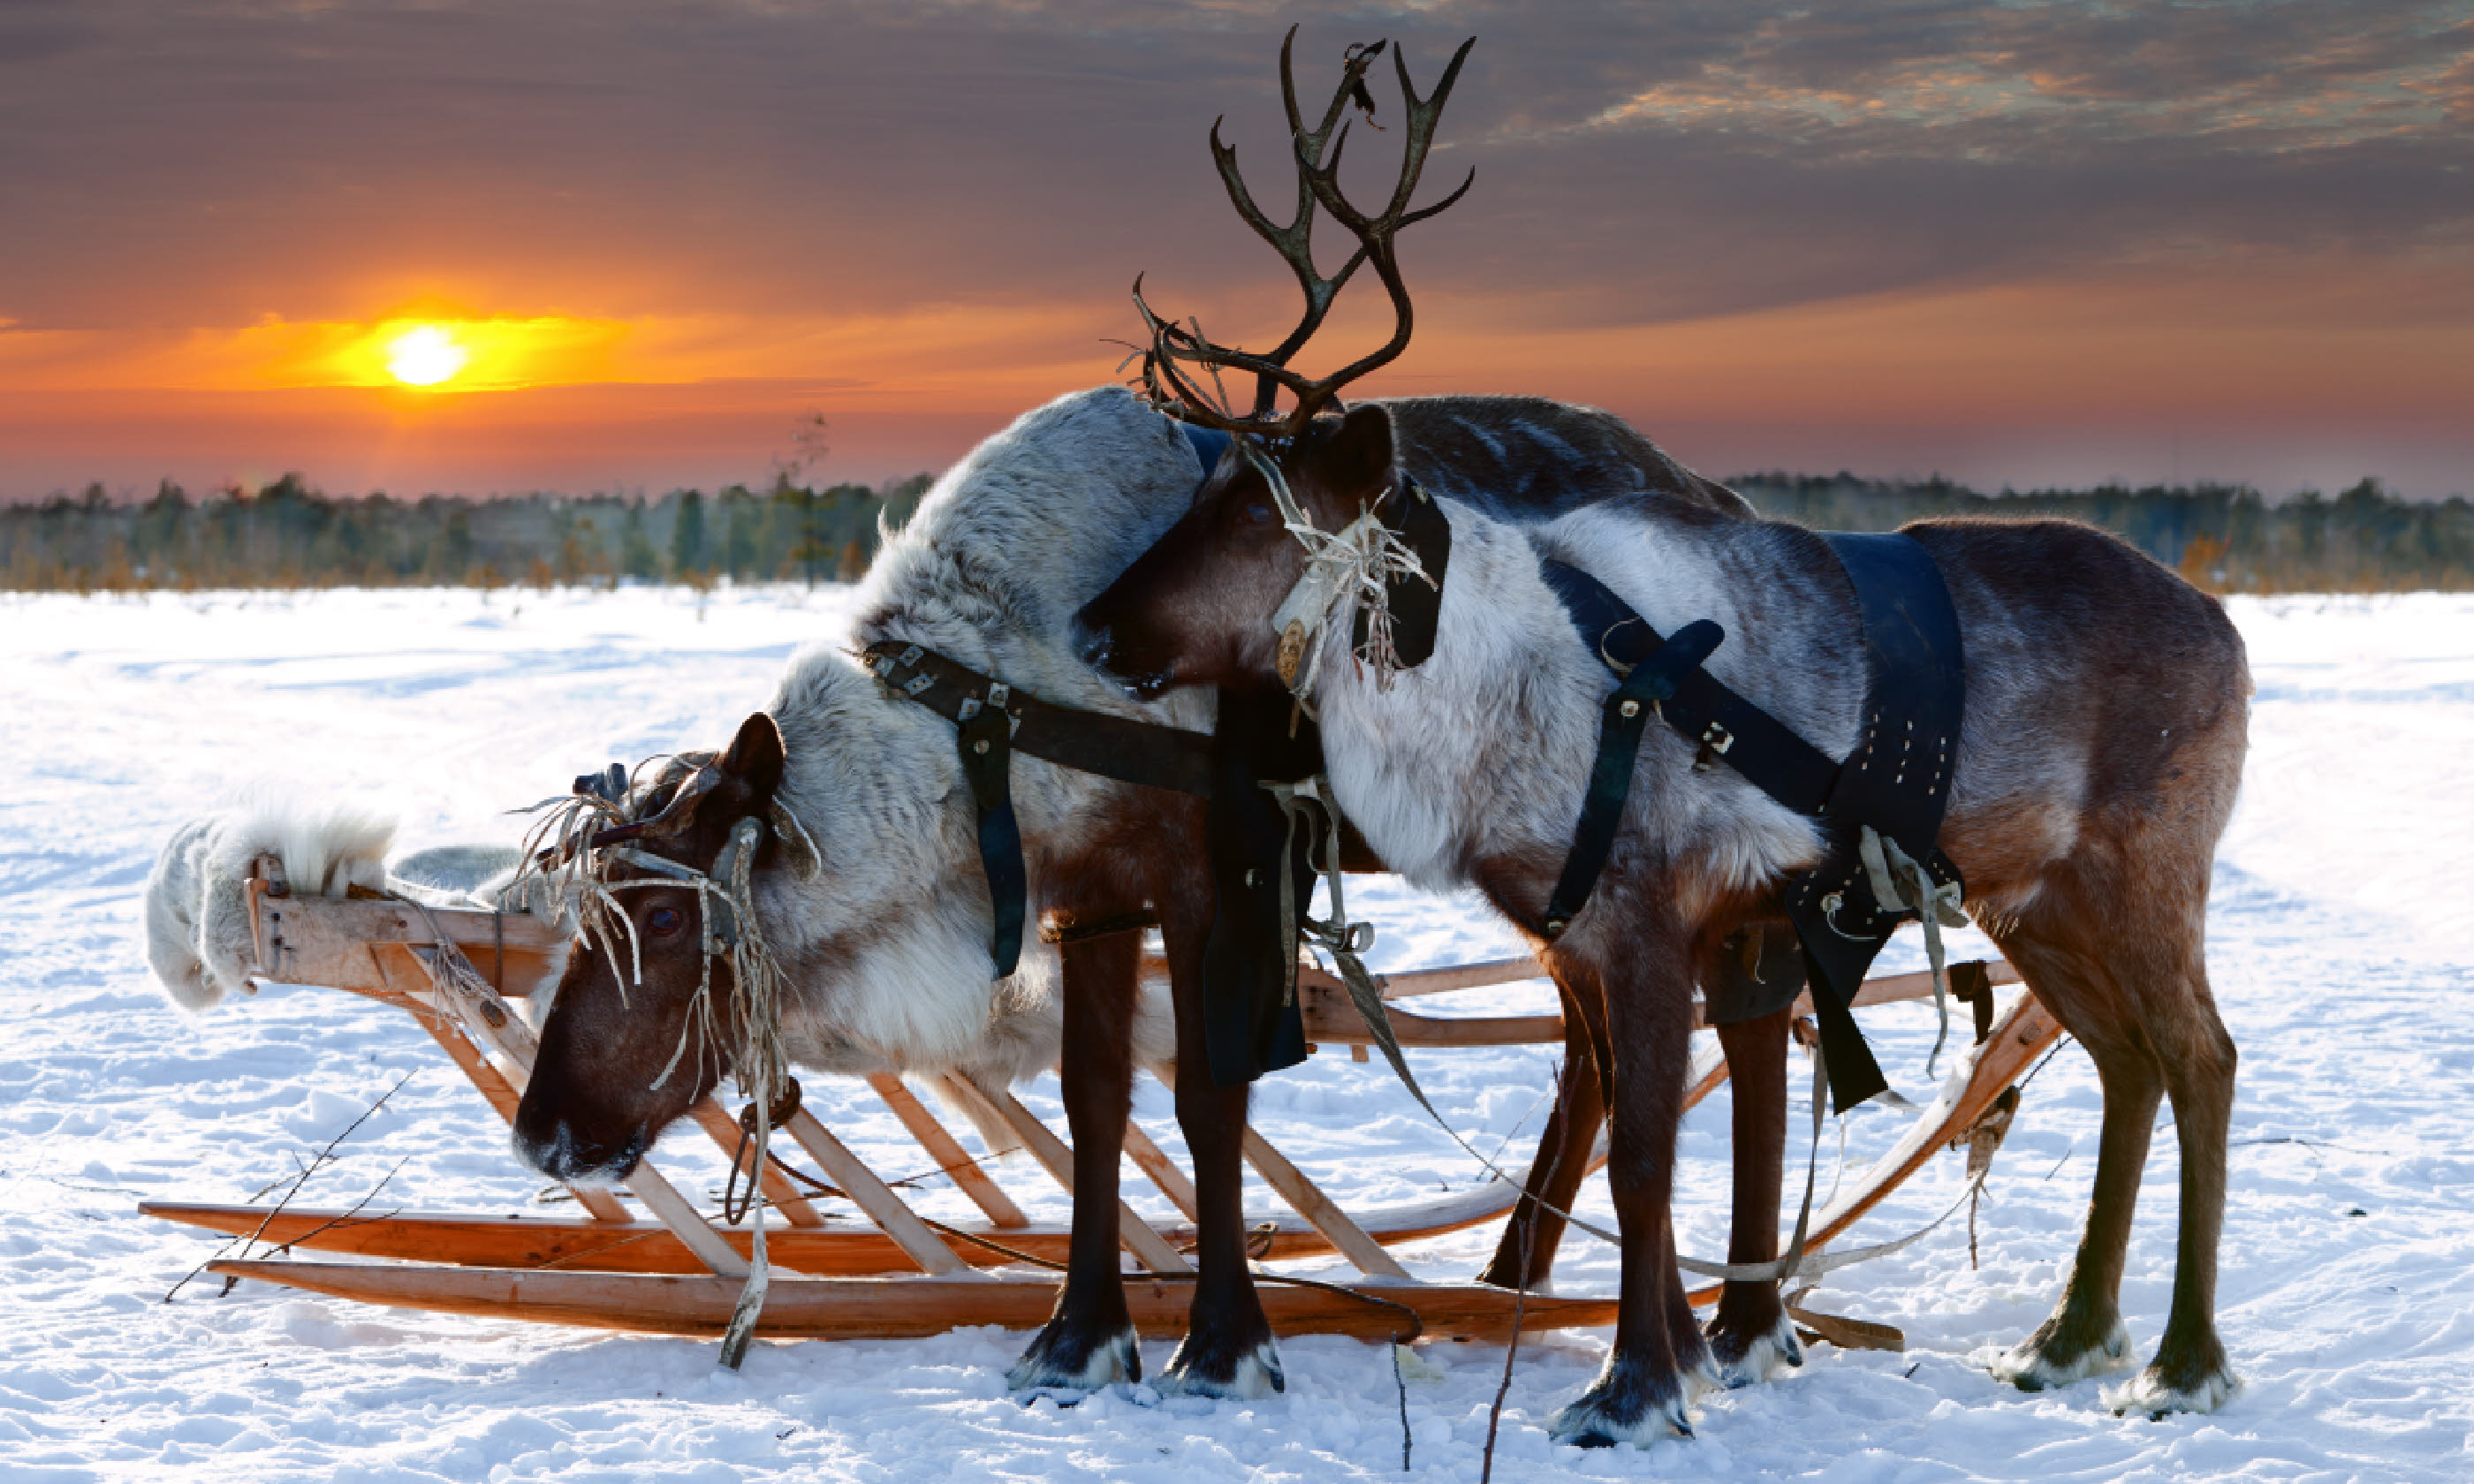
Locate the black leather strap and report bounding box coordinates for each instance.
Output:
[865,640,1216,980]
[1538,538,1967,1113]
[1539,618,1726,940]
[1780,532,1967,1109]
[1352,474,1451,669]
[1538,560,1841,816]
[864,642,1216,799]
[956,701,1026,978]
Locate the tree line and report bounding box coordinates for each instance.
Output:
[1729,473,2474,594]
[2,473,935,593]
[4,467,2468,594]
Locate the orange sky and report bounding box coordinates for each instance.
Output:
[6,3,2470,500]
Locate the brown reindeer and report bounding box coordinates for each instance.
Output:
[1076,40,2250,1444]
[1080,409,2252,1442]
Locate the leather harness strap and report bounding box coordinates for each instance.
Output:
[854,420,1235,980]
[861,639,1217,979]
[1537,532,1968,1113]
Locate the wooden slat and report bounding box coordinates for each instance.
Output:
[777,1110,967,1276]
[1120,1120,1200,1223]
[1801,990,2060,1256]
[208,1262,1623,1342]
[864,1073,1028,1230]
[142,1140,1604,1274]
[1239,1128,1411,1281]
[1299,958,2023,1047]
[252,887,563,998]
[947,1075,1192,1275]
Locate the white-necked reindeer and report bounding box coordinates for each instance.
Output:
[1074,31,2250,1444]
[1081,405,2251,1446]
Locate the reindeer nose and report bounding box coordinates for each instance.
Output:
[511,1118,641,1183]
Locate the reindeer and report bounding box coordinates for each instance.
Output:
[503,34,1808,1409]
[1075,54,2251,1450]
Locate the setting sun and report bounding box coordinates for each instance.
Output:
[385,325,469,386]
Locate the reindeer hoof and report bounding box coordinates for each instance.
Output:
[1990,1315,2131,1392]
[2103,1360,2241,1418]
[1157,1334,1284,1399]
[1006,1321,1139,1393]
[1709,1310,1803,1389]
[1547,1366,1695,1447]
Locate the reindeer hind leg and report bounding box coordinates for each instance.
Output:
[2099,916,2240,1417]
[1985,917,2155,1393]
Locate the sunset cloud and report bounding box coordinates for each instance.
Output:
[2,1,2467,498]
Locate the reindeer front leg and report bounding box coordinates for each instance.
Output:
[1006,924,1143,1391]
[1705,1003,1800,1386]
[1154,881,1282,1397]
[1543,914,1710,1445]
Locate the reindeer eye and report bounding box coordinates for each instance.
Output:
[1241,499,1275,526]
[646,906,684,937]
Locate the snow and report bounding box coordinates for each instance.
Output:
[3,585,2470,1481]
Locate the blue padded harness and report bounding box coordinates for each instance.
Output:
[1540,531,1967,1111]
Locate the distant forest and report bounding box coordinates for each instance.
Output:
[4,468,2469,594]
[2,473,936,593]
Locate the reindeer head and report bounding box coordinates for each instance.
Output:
[512,712,798,1183]
[1076,405,1408,694]
[1081,28,1470,698]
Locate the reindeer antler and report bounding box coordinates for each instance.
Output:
[1131,26,1476,441]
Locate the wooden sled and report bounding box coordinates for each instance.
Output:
[152,859,2059,1344]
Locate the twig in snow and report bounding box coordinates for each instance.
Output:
[269,1157,410,1256]
[1483,1057,1565,1484]
[163,1072,413,1303]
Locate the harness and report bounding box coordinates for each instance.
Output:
[864,423,1351,1088]
[1537,532,1968,1111]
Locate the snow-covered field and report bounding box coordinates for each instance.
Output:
[2,584,2469,1482]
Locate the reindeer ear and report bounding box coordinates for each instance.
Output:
[717,711,787,802]
[1319,405,1397,501]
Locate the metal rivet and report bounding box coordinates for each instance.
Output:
[1619,699,1641,718]
[1244,868,1259,887]
[973,739,990,754]
[1544,919,1566,938]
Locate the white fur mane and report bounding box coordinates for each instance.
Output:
[752,388,1217,1084]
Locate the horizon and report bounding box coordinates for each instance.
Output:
[6,4,2469,503]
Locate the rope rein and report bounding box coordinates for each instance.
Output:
[511,773,796,1372]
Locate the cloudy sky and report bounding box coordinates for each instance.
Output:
[4,0,2469,500]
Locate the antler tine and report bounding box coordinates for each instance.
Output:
[1279,36,1478,424]
[1127,30,1471,440]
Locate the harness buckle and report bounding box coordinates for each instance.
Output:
[898,644,923,668]
[986,682,1010,709]
[956,697,980,721]
[1693,722,1734,772]
[903,674,934,697]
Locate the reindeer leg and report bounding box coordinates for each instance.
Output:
[1155,889,1281,1397]
[1545,935,1706,1446]
[1006,926,1144,1392]
[2104,935,2240,1416]
[1986,925,2155,1394]
[1476,977,1608,1291]
[1704,1003,1800,1387]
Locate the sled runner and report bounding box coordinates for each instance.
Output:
[145,857,2056,1344]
